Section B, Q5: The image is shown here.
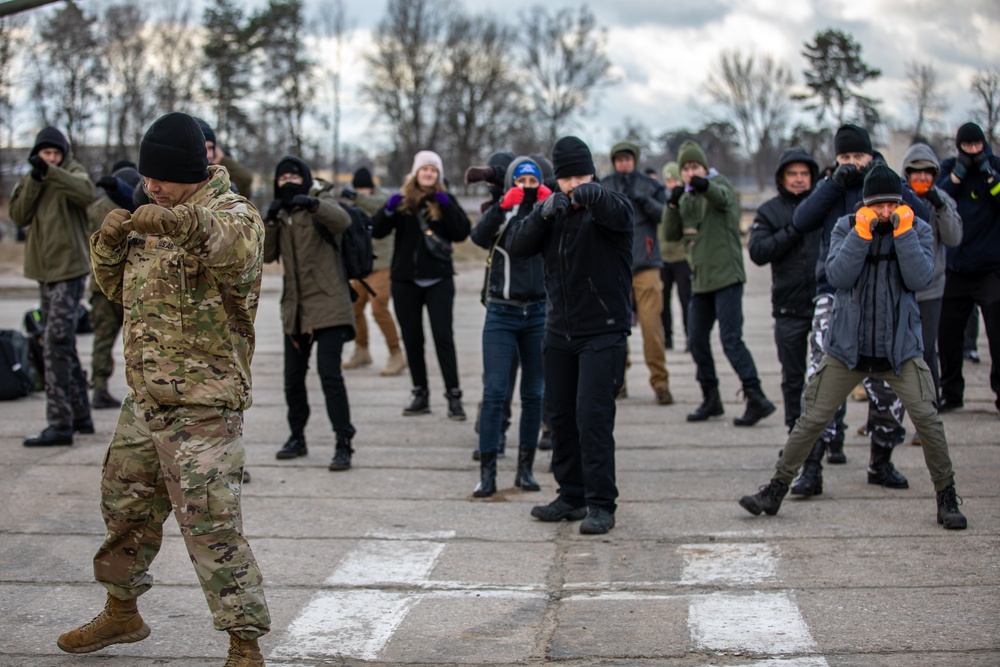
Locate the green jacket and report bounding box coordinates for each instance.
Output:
[9,156,94,283]
[662,172,744,293]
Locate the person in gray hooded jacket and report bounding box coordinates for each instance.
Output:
[739,164,967,531]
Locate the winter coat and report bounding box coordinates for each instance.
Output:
[599,169,666,273]
[900,143,963,302]
[370,192,471,282]
[662,170,744,294]
[264,182,355,338]
[825,212,935,375]
[219,155,254,198]
[505,184,633,339]
[936,142,1000,273]
[10,154,94,284]
[792,152,930,296]
[748,147,821,319]
[90,165,263,410]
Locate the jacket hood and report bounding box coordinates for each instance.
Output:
[30,126,70,160]
[610,141,641,165]
[273,156,313,199]
[901,143,940,175]
[504,156,543,189]
[113,165,142,188]
[774,147,819,193]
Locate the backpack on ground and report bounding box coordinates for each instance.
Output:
[312,203,377,302]
[0,329,35,400]
[23,308,45,391]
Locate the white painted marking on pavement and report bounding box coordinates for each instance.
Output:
[326,539,445,586]
[689,591,817,653]
[678,543,777,585]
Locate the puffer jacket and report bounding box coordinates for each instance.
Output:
[825,211,935,374]
[937,141,1000,273]
[748,147,821,318]
[90,165,264,410]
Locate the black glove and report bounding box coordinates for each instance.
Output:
[689,176,709,192]
[667,185,684,207]
[971,151,993,178]
[28,155,48,181]
[265,200,282,224]
[290,194,319,212]
[97,175,118,191]
[464,165,495,184]
[924,187,944,210]
[539,192,570,220]
[954,152,974,180]
[340,187,357,200]
[571,182,602,206]
[832,163,858,187]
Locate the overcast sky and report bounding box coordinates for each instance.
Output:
[316,0,1000,158]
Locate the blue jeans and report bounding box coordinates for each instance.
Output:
[688,283,761,390]
[478,302,545,454]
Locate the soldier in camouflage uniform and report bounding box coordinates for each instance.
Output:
[57,113,269,667]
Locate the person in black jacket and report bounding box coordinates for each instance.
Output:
[749,147,820,431]
[371,150,471,419]
[505,136,633,535]
[469,156,551,497]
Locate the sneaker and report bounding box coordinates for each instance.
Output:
[56,595,150,654]
[23,425,73,447]
[380,350,407,376]
[579,507,615,534]
[530,498,587,522]
[91,387,121,410]
[739,479,789,516]
[936,485,967,530]
[342,345,372,370]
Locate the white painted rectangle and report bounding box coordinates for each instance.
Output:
[679,543,777,585]
[326,540,445,586]
[688,591,817,654]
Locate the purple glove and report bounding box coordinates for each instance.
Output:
[434,192,450,206]
[386,193,403,211]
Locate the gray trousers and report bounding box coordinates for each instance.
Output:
[776,355,955,492]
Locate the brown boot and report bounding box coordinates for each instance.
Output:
[342,346,372,369]
[380,349,407,376]
[57,594,150,654]
[223,633,265,666]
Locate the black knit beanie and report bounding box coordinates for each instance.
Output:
[352,167,374,189]
[552,136,595,179]
[193,117,217,146]
[138,113,210,184]
[834,124,872,156]
[30,126,69,159]
[956,122,986,149]
[862,163,903,206]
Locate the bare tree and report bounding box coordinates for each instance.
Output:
[905,61,945,140]
[704,50,793,190]
[148,3,201,119]
[101,3,156,164]
[0,13,25,193]
[522,5,614,146]
[970,67,1000,145]
[314,0,347,176]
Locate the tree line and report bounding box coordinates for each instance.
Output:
[0,0,998,198]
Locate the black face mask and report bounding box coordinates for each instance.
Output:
[521,187,539,205]
[278,182,305,207]
[875,220,894,236]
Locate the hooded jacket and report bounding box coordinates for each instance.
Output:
[9,127,95,283]
[824,210,935,374]
[505,183,633,339]
[936,141,1000,273]
[900,143,963,301]
[748,147,821,318]
[600,141,666,273]
[263,156,355,337]
[470,156,546,306]
[662,169,744,294]
[791,151,930,296]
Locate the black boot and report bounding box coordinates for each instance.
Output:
[739,479,789,516]
[867,444,908,488]
[23,425,74,447]
[734,385,776,426]
[73,416,95,434]
[936,485,967,529]
[329,437,353,471]
[276,434,307,459]
[790,440,825,497]
[446,388,466,421]
[826,433,847,464]
[403,387,430,416]
[687,385,723,422]
[514,446,540,491]
[91,387,121,410]
[473,451,497,497]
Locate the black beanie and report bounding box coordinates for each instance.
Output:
[138,112,210,184]
[193,117,217,146]
[956,122,986,149]
[834,124,872,156]
[862,163,903,206]
[30,126,69,159]
[552,136,595,179]
[352,167,374,189]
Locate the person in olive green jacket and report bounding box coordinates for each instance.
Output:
[264,156,358,471]
[9,126,95,446]
[659,162,692,351]
[663,140,776,427]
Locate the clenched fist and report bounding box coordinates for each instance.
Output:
[131,204,178,237]
[100,209,132,246]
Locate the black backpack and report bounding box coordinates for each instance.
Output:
[313,203,377,301]
[0,330,34,400]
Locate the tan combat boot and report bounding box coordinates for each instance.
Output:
[342,345,372,369]
[223,633,265,666]
[57,594,150,654]
[380,349,407,376]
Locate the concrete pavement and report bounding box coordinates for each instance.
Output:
[0,252,997,666]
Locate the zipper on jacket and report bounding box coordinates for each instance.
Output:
[557,225,571,339]
[588,278,612,317]
[870,234,881,365]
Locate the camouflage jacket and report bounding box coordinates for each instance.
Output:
[90,166,264,410]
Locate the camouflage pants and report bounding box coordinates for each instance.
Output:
[89,290,123,391]
[39,277,90,427]
[806,294,845,446]
[93,397,270,639]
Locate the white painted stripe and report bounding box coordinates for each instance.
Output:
[688,591,818,654]
[696,659,829,667]
[326,540,445,586]
[678,543,777,585]
[365,530,457,540]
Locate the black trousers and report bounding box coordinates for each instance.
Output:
[284,326,355,440]
[544,331,627,514]
[938,269,1000,409]
[392,278,460,391]
[661,260,692,347]
[774,316,811,430]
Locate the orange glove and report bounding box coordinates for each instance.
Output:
[891,205,914,237]
[854,206,876,241]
